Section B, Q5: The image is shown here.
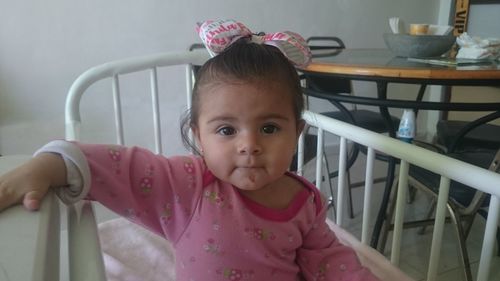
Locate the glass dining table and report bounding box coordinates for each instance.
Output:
[300,48,500,249]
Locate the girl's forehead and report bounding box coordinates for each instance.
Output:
[198,80,296,116]
[201,80,291,101]
[200,77,281,91]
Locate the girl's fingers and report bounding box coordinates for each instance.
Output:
[0,186,20,212]
[23,190,44,211]
[0,196,13,212]
[0,187,47,212]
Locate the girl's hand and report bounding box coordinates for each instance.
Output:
[0,153,67,212]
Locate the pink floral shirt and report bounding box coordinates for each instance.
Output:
[49,141,378,281]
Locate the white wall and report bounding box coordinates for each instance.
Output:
[0,0,443,155]
[468,3,500,38]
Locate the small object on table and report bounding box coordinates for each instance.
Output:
[407,57,494,66]
[383,33,455,58]
[389,17,405,34]
[456,32,500,60]
[397,109,416,143]
[409,24,429,36]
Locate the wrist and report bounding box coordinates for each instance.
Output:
[33,153,67,187]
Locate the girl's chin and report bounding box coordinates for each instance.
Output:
[231,168,266,187]
[228,167,289,191]
[230,175,282,192]
[231,179,266,191]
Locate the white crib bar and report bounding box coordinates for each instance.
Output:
[361,147,375,244]
[185,64,194,110]
[66,50,210,131]
[336,137,347,226]
[302,111,500,197]
[302,111,500,281]
[426,176,451,281]
[150,67,162,154]
[0,158,61,281]
[297,130,305,176]
[391,160,409,265]
[65,121,81,141]
[35,192,61,281]
[112,75,125,146]
[478,195,500,281]
[68,201,107,281]
[185,64,196,148]
[315,128,324,191]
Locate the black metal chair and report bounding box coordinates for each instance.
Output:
[380,144,500,281]
[301,36,400,218]
[436,116,500,153]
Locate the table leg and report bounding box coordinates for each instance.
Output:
[370,81,396,249]
[415,84,427,116]
[371,158,396,249]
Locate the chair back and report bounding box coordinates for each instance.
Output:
[304,36,352,95]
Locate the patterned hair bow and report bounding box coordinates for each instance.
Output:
[196,19,312,68]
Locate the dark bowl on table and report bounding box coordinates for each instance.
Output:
[383,33,456,58]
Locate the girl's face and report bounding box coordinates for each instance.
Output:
[193,80,304,192]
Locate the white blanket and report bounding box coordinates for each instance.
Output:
[98,218,414,281]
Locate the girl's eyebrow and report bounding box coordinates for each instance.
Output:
[206,114,291,124]
[206,116,237,124]
[259,114,292,121]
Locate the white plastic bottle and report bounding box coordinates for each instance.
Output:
[397,109,416,143]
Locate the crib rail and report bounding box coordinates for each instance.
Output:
[63,49,500,281]
[65,50,209,148]
[65,50,209,281]
[0,156,60,281]
[67,201,107,281]
[298,111,500,281]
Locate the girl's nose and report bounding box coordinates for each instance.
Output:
[238,133,262,155]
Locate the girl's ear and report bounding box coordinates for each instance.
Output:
[191,125,203,153]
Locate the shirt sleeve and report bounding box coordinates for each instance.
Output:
[37,140,207,243]
[34,140,90,205]
[296,200,380,281]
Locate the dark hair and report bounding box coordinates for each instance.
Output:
[181,40,304,154]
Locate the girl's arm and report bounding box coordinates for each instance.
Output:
[41,140,206,242]
[0,153,67,211]
[297,200,380,281]
[1,139,206,242]
[75,142,206,241]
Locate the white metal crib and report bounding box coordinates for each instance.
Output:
[1,49,498,281]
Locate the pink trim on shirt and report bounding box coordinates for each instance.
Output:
[238,187,311,222]
[288,171,324,215]
[202,170,323,222]
[202,169,216,186]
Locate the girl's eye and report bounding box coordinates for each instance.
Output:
[217,126,236,136]
[261,125,280,134]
